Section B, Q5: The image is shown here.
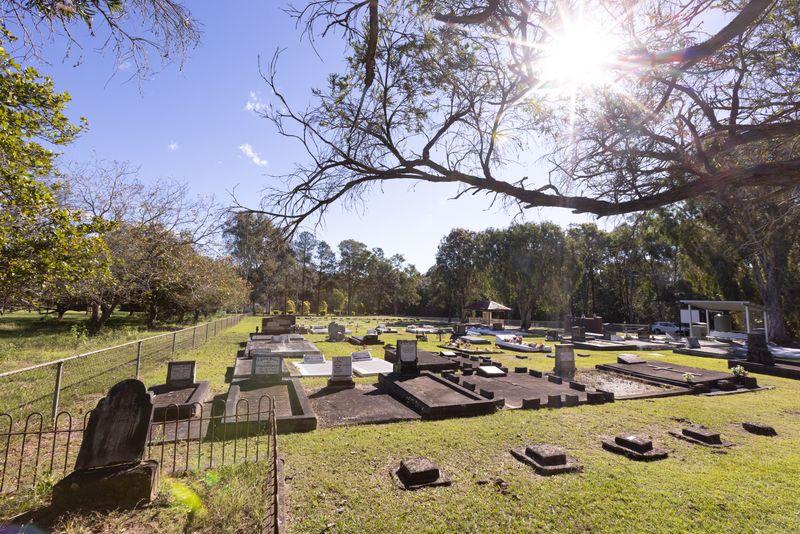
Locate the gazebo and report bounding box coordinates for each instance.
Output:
[680,300,768,340]
[465,300,512,327]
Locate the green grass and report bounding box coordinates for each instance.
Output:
[0,311,227,373]
[5,316,800,532]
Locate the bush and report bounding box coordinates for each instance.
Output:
[318,300,328,316]
[272,310,282,315]
[286,299,296,315]
[301,301,311,315]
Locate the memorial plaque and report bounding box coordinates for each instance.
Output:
[75,380,153,471]
[398,340,418,362]
[554,344,576,379]
[166,361,196,387]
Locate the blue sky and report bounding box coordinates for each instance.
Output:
[32,1,599,271]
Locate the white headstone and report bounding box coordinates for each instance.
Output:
[252,352,282,378]
[397,340,418,362]
[351,351,372,362]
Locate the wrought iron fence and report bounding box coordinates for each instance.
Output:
[0,396,277,496]
[0,315,244,419]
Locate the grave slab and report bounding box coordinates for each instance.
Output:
[384,345,459,372]
[308,384,421,427]
[447,370,611,410]
[351,351,394,376]
[510,444,581,476]
[742,421,777,436]
[391,457,452,490]
[294,354,333,377]
[148,361,211,421]
[602,434,668,461]
[669,425,732,447]
[378,371,497,419]
[596,358,755,391]
[728,358,800,380]
[438,343,500,356]
[222,378,317,434]
[244,337,322,359]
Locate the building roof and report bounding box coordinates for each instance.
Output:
[465,300,511,312]
[680,300,765,312]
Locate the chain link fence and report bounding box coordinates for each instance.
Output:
[0,315,244,419]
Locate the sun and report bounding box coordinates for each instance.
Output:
[538,15,623,90]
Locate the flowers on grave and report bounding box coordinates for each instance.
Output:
[731,365,749,378]
[683,373,694,384]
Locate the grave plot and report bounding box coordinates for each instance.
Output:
[438,342,500,356]
[668,425,732,448]
[596,355,759,393]
[307,384,421,428]
[673,338,735,358]
[384,345,459,372]
[572,369,684,400]
[221,353,317,434]
[351,351,394,376]
[348,329,384,346]
[602,434,668,461]
[294,354,332,377]
[228,352,291,381]
[244,334,322,359]
[378,371,498,420]
[148,361,212,421]
[443,368,612,409]
[727,333,800,379]
[570,339,638,351]
[444,353,500,372]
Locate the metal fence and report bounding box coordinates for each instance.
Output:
[0,315,244,419]
[0,396,278,514]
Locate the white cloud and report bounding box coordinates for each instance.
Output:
[117,61,131,71]
[167,141,179,151]
[238,143,268,167]
[244,91,268,113]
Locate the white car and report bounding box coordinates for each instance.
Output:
[650,321,684,335]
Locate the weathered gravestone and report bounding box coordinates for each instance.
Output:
[328,322,346,342]
[328,355,355,389]
[262,314,295,335]
[571,326,586,343]
[545,330,559,342]
[251,351,284,383]
[637,328,651,341]
[395,339,419,375]
[747,333,774,365]
[554,344,576,379]
[52,379,158,510]
[167,361,196,387]
[687,336,701,349]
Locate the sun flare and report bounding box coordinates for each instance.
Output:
[539,16,623,90]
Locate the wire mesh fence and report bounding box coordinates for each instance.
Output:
[0,315,244,419]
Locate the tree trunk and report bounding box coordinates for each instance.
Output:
[147,303,158,329]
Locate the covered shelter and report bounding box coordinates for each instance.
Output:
[465,300,511,327]
[680,300,768,340]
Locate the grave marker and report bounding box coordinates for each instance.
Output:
[251,350,283,382]
[166,361,196,387]
[554,344,576,379]
[747,333,774,365]
[327,355,356,389]
[395,339,419,375]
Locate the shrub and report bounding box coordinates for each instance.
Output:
[301,301,311,315]
[318,300,328,316]
[286,300,296,315]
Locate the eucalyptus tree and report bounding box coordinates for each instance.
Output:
[256,0,797,233]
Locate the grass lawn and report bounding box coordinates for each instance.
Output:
[0,311,227,373]
[4,316,800,532]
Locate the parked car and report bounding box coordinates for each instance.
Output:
[650,321,685,335]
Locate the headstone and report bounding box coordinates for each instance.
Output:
[166,361,196,387]
[76,380,153,470]
[52,380,159,510]
[327,355,355,389]
[303,354,325,364]
[637,327,650,341]
[554,344,576,379]
[395,339,419,375]
[746,333,773,365]
[262,314,295,335]
[328,322,346,342]
[545,330,559,342]
[251,351,283,382]
[687,336,701,349]
[571,326,586,342]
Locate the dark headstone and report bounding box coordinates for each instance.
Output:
[742,421,777,436]
[687,337,701,349]
[166,361,196,387]
[571,326,586,342]
[747,333,774,365]
[682,426,722,445]
[615,434,652,454]
[526,444,566,467]
[393,457,451,490]
[395,339,419,375]
[545,330,559,342]
[75,380,153,471]
[637,327,650,341]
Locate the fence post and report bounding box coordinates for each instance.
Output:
[192,326,197,349]
[206,323,210,341]
[172,332,177,354]
[51,362,64,420]
[135,340,143,379]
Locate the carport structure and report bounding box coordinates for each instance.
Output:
[680,300,768,340]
